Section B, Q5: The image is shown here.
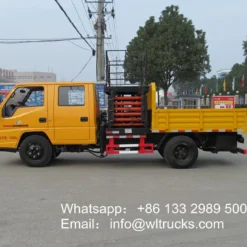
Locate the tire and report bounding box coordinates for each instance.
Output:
[19,135,53,167]
[164,136,198,169]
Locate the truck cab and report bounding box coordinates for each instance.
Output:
[0,82,100,153]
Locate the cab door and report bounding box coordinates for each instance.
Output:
[53,84,90,144]
[0,86,47,149]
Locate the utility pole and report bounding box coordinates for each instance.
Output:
[85,0,114,111]
[96,0,105,81]
[86,0,114,82]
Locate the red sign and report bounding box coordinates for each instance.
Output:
[212,96,235,109]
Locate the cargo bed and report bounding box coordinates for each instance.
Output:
[147,83,247,134]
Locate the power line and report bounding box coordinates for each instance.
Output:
[0,38,82,41]
[105,15,112,22]
[111,21,117,44]
[106,20,117,59]
[69,40,91,51]
[100,0,118,59]
[71,55,93,81]
[89,2,97,11]
[71,0,88,34]
[80,0,96,35]
[0,38,88,44]
[105,27,115,55]
[112,0,120,58]
[54,0,95,56]
[71,0,94,48]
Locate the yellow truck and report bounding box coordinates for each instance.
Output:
[0,81,246,168]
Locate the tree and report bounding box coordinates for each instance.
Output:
[173,75,219,96]
[173,79,202,95]
[124,5,211,104]
[243,40,247,62]
[224,63,246,94]
[124,16,158,84]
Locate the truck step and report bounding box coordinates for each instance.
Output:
[116,144,139,147]
[106,136,154,155]
[110,150,140,154]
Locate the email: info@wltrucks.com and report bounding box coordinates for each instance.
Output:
[61,218,224,231]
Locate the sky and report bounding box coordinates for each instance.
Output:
[0,0,247,82]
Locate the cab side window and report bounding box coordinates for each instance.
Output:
[3,86,44,118]
[58,86,85,106]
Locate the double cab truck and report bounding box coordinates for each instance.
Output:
[0,81,246,168]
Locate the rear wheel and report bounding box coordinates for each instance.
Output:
[164,136,198,169]
[19,135,53,167]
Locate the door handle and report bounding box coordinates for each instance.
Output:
[80,117,88,122]
[39,118,47,123]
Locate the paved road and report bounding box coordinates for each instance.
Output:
[0,139,247,247]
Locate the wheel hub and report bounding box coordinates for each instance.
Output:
[27,143,43,160]
[174,144,189,160]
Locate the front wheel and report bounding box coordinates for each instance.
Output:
[19,135,53,167]
[164,136,198,169]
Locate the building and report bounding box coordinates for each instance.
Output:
[216,69,231,79]
[176,94,202,108]
[0,68,56,82]
[10,70,56,82]
[0,68,15,82]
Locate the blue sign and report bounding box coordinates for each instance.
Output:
[95,84,106,108]
[0,85,15,91]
